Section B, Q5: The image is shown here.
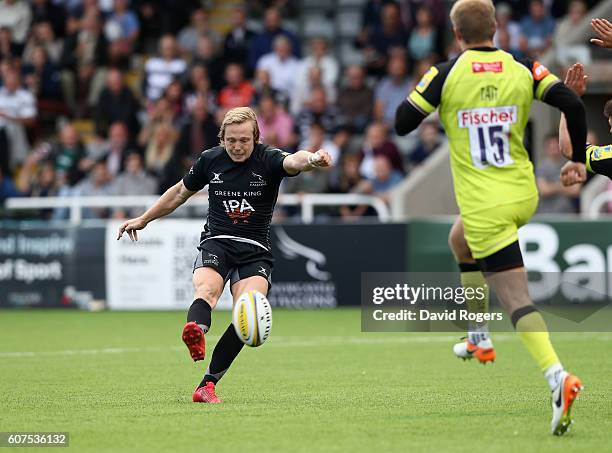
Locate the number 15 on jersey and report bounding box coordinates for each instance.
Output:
[458,106,517,169]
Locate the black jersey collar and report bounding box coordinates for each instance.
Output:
[467,46,498,52]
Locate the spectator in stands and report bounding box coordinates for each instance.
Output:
[554,0,587,43]
[0,27,20,63]
[176,96,218,160]
[112,152,157,218]
[192,35,225,92]
[409,120,441,168]
[95,68,140,139]
[73,160,115,218]
[284,123,332,196]
[144,34,187,103]
[295,37,339,105]
[519,0,555,57]
[252,67,288,108]
[364,2,408,76]
[407,6,442,61]
[374,54,412,128]
[337,65,374,133]
[22,22,63,65]
[291,66,336,117]
[294,87,340,149]
[359,122,404,179]
[51,123,89,186]
[183,63,217,114]
[138,97,175,147]
[223,6,256,72]
[16,149,59,218]
[100,121,140,178]
[257,94,294,150]
[162,80,185,118]
[218,63,255,112]
[248,7,301,71]
[0,67,36,173]
[399,0,447,30]
[145,121,178,179]
[105,0,140,66]
[60,10,108,117]
[335,153,371,219]
[368,154,403,204]
[256,35,300,99]
[30,0,65,39]
[0,0,32,53]
[0,165,20,202]
[23,46,63,103]
[177,8,220,56]
[536,133,580,213]
[494,3,522,56]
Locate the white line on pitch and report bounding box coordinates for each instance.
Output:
[0,333,609,358]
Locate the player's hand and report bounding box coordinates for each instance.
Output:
[117,216,147,241]
[560,161,587,187]
[564,63,588,96]
[307,149,333,168]
[591,18,612,48]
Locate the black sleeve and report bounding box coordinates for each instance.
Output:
[543,83,587,163]
[182,151,210,191]
[263,146,296,179]
[395,100,428,136]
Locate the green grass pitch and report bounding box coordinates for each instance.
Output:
[1,309,611,452]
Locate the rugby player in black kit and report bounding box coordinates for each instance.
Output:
[117,107,332,403]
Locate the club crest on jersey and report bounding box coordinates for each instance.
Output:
[472,61,503,73]
[250,172,267,187]
[210,172,223,184]
[591,145,612,161]
[416,66,438,93]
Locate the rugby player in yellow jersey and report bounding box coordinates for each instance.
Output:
[395,0,587,435]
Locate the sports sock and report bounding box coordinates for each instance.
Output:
[512,306,562,389]
[544,363,565,391]
[200,323,244,388]
[459,262,490,343]
[187,298,212,334]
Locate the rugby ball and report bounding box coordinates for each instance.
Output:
[232,290,272,347]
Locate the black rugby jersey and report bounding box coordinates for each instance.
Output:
[183,144,294,250]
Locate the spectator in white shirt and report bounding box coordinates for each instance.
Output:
[0,0,31,50]
[256,35,300,100]
[0,67,36,171]
[144,34,187,103]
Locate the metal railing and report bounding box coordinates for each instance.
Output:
[585,190,612,219]
[4,193,391,224]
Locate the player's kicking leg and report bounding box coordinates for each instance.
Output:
[483,243,583,435]
[193,269,271,404]
[448,217,495,364]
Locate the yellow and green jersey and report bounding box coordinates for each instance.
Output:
[408,48,559,216]
[586,143,612,176]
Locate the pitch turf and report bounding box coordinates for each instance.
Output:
[1,309,611,452]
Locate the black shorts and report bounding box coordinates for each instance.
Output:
[193,238,274,289]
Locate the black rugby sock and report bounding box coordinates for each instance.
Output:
[200,323,244,387]
[187,298,212,333]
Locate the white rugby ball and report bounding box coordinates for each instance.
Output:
[232,290,272,347]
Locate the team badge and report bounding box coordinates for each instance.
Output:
[416,66,439,94]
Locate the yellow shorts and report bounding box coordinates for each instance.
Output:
[462,195,538,260]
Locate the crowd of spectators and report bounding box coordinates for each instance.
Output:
[0,0,596,219]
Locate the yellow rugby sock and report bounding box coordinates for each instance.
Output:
[459,263,489,334]
[513,308,560,371]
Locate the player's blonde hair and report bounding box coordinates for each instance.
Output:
[218,107,261,144]
[450,0,496,45]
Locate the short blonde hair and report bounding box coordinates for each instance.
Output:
[450,0,496,45]
[218,107,261,145]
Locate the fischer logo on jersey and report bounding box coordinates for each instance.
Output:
[472,61,503,73]
[458,106,518,128]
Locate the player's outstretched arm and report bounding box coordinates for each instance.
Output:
[559,63,588,159]
[591,18,612,48]
[117,181,196,241]
[282,149,333,175]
